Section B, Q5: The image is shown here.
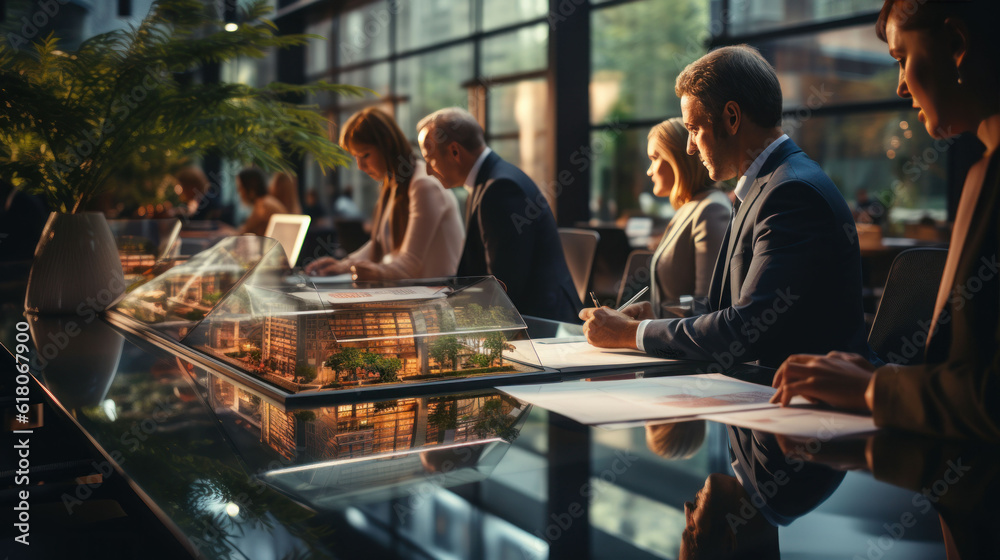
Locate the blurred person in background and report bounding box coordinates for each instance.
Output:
[237,167,287,236]
[172,165,224,222]
[269,171,302,215]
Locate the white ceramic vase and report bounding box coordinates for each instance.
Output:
[24,212,126,315]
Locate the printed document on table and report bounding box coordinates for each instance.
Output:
[500,373,778,425]
[508,338,679,372]
[288,285,450,305]
[700,406,877,439]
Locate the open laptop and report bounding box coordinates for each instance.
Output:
[264,214,311,267]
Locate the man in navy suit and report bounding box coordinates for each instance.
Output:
[582,46,871,368]
[417,108,582,323]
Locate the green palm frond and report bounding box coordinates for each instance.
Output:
[0,0,367,213]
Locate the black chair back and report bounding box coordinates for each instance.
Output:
[868,247,948,365]
[588,227,633,304]
[616,249,653,308]
[334,218,370,254]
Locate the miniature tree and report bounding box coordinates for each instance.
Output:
[430,336,461,372]
[483,332,512,367]
[468,353,491,368]
[325,346,364,383]
[295,364,317,384]
[428,400,458,439]
[473,399,520,443]
[363,354,401,383]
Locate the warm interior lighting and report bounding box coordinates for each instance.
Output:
[224,23,239,32]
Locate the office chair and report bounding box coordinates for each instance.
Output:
[587,226,633,304]
[616,249,653,308]
[868,247,948,365]
[557,227,601,304]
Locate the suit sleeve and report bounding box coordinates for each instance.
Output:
[642,182,838,363]
[692,200,733,297]
[476,179,534,303]
[871,349,1000,441]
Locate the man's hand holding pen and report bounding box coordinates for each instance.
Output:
[580,300,653,350]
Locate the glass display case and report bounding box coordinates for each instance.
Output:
[106,236,549,404]
[108,218,183,283]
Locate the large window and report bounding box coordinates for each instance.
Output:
[590,0,712,220]
[274,0,551,218]
[265,0,946,230]
[590,0,947,228]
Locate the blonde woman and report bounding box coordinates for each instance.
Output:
[644,117,731,317]
[304,108,464,280]
[269,172,302,215]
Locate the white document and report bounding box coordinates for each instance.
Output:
[289,285,450,305]
[500,373,778,425]
[701,406,877,439]
[510,338,679,372]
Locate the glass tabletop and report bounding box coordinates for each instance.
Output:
[2,300,996,560]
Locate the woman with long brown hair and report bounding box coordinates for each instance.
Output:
[305,107,464,280]
[644,117,731,317]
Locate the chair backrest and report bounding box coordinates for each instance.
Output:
[617,249,653,308]
[868,247,948,365]
[588,226,634,303]
[334,218,370,254]
[558,227,601,303]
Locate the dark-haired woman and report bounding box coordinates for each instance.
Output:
[237,167,287,236]
[305,108,463,280]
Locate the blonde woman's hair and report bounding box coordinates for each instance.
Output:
[645,420,707,460]
[648,117,712,208]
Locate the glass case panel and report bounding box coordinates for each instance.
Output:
[108,218,183,283]
[109,237,546,400]
[185,275,543,396]
[111,236,287,341]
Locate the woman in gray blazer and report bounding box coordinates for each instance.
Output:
[646,118,732,317]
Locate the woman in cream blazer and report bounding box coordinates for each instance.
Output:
[305,108,464,280]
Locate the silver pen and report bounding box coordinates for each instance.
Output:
[617,286,649,312]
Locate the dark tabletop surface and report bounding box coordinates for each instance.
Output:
[1,294,997,560]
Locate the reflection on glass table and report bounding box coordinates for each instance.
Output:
[178,354,531,510]
[2,302,983,560]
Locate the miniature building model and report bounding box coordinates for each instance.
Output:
[110,237,544,396]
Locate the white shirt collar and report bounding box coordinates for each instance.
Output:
[464,146,492,190]
[734,134,788,202]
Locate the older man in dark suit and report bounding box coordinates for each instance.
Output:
[417,108,581,323]
[582,45,871,369]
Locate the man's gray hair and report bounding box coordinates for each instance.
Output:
[416,107,486,152]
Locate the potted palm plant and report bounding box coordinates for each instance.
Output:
[0,0,364,313]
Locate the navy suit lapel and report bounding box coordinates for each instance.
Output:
[710,224,732,310]
[713,140,802,308]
